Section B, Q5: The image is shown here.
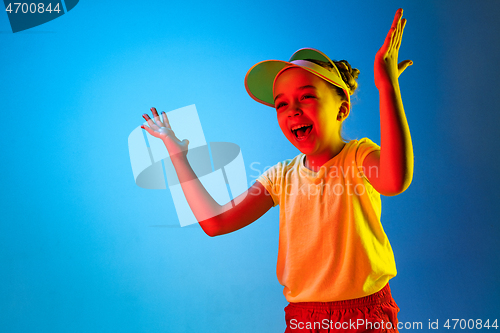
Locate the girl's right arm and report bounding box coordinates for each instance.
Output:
[141,108,274,237]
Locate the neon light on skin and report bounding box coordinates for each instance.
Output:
[273,67,349,172]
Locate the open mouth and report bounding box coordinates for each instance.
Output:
[291,124,313,140]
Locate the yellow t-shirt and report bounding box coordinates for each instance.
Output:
[256,138,397,302]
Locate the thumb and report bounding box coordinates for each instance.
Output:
[182,139,189,146]
[398,60,413,77]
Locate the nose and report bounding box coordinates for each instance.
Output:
[287,100,302,117]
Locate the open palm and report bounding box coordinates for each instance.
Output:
[374,8,413,89]
[141,107,190,158]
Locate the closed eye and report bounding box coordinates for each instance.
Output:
[302,95,316,100]
[276,102,287,110]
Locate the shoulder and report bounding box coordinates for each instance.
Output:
[343,138,380,165]
[263,153,303,175]
[345,137,380,150]
[256,153,303,186]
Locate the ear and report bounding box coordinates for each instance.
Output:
[337,102,350,121]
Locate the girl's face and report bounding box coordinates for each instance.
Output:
[273,67,348,156]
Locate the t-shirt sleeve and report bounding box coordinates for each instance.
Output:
[355,138,381,180]
[255,162,281,207]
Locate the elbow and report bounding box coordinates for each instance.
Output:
[399,171,414,194]
[380,186,407,197]
[199,217,222,237]
[206,229,222,237]
[200,225,219,237]
[202,227,218,237]
[380,175,413,196]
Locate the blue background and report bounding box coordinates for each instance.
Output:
[1,0,499,332]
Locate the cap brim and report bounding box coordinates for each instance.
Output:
[245,48,350,108]
[244,59,292,108]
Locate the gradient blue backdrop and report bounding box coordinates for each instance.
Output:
[1,1,499,332]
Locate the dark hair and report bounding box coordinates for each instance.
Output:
[303,59,360,100]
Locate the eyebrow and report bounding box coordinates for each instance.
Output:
[274,85,317,102]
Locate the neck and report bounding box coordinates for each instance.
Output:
[304,141,346,172]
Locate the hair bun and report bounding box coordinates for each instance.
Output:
[334,60,360,95]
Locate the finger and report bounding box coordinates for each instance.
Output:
[396,13,404,46]
[151,107,159,118]
[162,112,171,128]
[142,113,158,129]
[391,17,400,51]
[380,26,395,55]
[386,9,403,47]
[394,18,404,50]
[396,18,407,49]
[391,8,403,29]
[397,60,413,77]
[388,26,396,52]
[151,107,164,127]
[140,124,158,137]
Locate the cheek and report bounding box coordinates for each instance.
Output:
[277,116,290,137]
[316,109,337,132]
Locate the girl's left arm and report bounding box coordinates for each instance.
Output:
[364,8,414,196]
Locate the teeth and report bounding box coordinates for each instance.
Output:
[291,124,312,131]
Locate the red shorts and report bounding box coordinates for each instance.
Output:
[284,284,399,333]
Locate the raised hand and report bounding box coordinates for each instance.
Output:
[374,8,413,89]
[141,107,190,158]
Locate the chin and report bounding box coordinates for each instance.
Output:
[291,141,316,155]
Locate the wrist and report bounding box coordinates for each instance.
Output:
[376,77,399,92]
[169,151,188,164]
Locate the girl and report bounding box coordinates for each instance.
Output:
[140,8,413,333]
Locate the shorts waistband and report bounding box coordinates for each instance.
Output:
[287,283,393,310]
